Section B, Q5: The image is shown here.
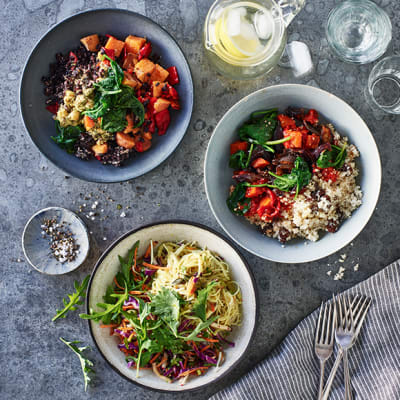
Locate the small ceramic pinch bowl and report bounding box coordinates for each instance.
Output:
[22,207,90,274]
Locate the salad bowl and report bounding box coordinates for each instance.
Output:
[86,221,258,392]
[20,9,193,183]
[204,84,381,263]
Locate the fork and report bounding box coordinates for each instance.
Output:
[315,301,336,400]
[321,295,371,400]
[336,294,355,400]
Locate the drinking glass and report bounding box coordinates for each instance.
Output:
[365,56,400,114]
[325,0,392,64]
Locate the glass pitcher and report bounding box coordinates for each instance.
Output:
[204,0,306,80]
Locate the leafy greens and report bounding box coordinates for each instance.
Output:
[316,144,347,169]
[60,337,94,391]
[239,109,278,145]
[52,275,90,322]
[193,281,217,322]
[226,183,251,215]
[269,156,311,197]
[83,56,144,132]
[51,121,83,153]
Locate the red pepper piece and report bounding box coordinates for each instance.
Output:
[256,189,281,220]
[170,100,180,110]
[245,186,264,198]
[304,109,319,125]
[155,109,171,136]
[138,42,152,61]
[103,47,115,60]
[278,114,297,130]
[69,51,78,70]
[230,141,248,155]
[167,66,180,85]
[46,103,59,114]
[251,157,270,169]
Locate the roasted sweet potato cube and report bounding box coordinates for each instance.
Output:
[80,34,100,52]
[105,36,125,57]
[125,35,146,54]
[150,64,169,82]
[152,81,168,98]
[134,58,156,83]
[122,71,141,88]
[122,53,138,70]
[153,98,171,113]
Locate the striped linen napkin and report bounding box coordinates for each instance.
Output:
[211,260,400,400]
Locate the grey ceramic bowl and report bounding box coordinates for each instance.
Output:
[22,207,90,274]
[204,84,381,263]
[86,221,258,392]
[20,9,193,183]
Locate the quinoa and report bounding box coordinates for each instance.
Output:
[245,128,362,242]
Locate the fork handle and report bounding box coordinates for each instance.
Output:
[318,360,326,400]
[321,350,343,400]
[343,350,353,400]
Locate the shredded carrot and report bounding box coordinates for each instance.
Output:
[143,261,166,270]
[114,277,125,290]
[178,366,209,378]
[209,302,216,312]
[100,324,119,328]
[144,243,152,258]
[183,359,187,369]
[122,305,136,310]
[149,352,161,364]
[128,332,135,341]
[202,345,211,352]
[203,338,219,343]
[109,328,114,336]
[156,352,167,368]
[128,290,142,295]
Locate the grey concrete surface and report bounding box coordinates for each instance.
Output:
[1,0,399,399]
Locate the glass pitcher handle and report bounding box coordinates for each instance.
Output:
[275,0,306,26]
[278,41,313,78]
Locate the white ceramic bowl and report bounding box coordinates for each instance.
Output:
[204,84,381,263]
[86,221,258,392]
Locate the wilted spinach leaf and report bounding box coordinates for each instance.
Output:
[51,121,83,153]
[316,144,347,169]
[227,183,251,215]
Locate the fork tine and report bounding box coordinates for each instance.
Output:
[325,303,333,344]
[354,296,368,326]
[347,295,355,332]
[354,297,372,337]
[321,303,328,344]
[330,300,337,344]
[315,302,324,344]
[351,295,362,318]
[337,294,344,328]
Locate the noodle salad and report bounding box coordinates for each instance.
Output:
[81,240,242,385]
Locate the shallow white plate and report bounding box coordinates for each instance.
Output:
[86,221,258,392]
[204,84,381,263]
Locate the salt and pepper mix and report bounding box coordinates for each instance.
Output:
[41,218,80,263]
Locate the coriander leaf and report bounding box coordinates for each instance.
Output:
[151,288,181,336]
[193,281,217,321]
[80,286,128,323]
[60,337,94,391]
[226,183,251,216]
[103,285,117,304]
[51,121,83,153]
[52,275,90,322]
[180,316,218,341]
[151,328,184,354]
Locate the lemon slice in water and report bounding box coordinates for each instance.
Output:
[215,13,262,59]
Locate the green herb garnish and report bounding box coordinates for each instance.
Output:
[239,109,278,145]
[52,275,90,322]
[60,337,94,391]
[193,281,217,321]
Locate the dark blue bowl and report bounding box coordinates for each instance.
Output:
[20,9,193,183]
